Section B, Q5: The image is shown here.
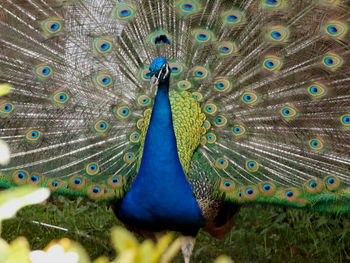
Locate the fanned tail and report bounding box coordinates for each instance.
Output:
[0,0,349,213]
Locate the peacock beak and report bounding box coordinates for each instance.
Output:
[151,63,170,87]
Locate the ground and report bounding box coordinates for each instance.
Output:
[2,195,349,262]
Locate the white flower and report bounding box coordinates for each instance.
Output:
[0,139,10,166]
[29,244,79,263]
[0,187,50,221]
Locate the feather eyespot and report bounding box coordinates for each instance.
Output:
[94,120,108,133]
[324,175,340,191]
[280,105,298,121]
[93,38,112,53]
[263,56,282,71]
[202,120,211,130]
[41,18,62,35]
[13,170,28,184]
[129,131,140,143]
[214,79,230,92]
[268,26,289,42]
[113,4,135,20]
[49,179,64,191]
[194,30,212,43]
[215,158,228,169]
[259,182,276,196]
[178,1,200,15]
[322,53,343,71]
[307,83,327,99]
[340,114,350,127]
[117,106,130,119]
[203,103,217,115]
[178,80,191,90]
[325,21,347,39]
[304,179,323,193]
[241,91,259,106]
[53,91,69,104]
[309,138,324,151]
[192,92,203,101]
[26,129,40,141]
[93,72,113,87]
[124,152,135,163]
[263,0,283,7]
[34,65,53,79]
[215,115,227,127]
[28,173,41,185]
[220,179,235,191]
[69,176,86,190]
[141,69,152,81]
[86,162,99,175]
[232,123,246,137]
[282,188,299,202]
[193,67,208,79]
[217,42,236,55]
[242,186,259,200]
[206,133,216,144]
[108,175,122,188]
[169,63,183,75]
[138,95,151,107]
[88,185,104,199]
[246,160,259,172]
[200,136,207,145]
[0,102,13,115]
[223,10,244,25]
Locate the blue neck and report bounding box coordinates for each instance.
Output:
[118,78,204,235]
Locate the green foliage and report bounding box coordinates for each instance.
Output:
[1,196,350,262]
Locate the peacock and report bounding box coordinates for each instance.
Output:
[1,0,350,261]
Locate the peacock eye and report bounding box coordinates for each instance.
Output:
[129,131,140,143]
[0,102,14,114]
[138,95,151,106]
[309,138,324,151]
[223,10,244,25]
[324,21,347,39]
[268,26,289,42]
[232,123,246,137]
[215,115,227,127]
[203,103,217,115]
[94,38,112,53]
[307,83,327,99]
[53,91,69,104]
[192,92,203,101]
[124,152,135,163]
[215,158,228,169]
[177,80,191,90]
[263,0,282,7]
[34,65,53,79]
[214,79,230,92]
[113,4,135,20]
[26,129,41,141]
[41,18,62,35]
[94,120,108,133]
[263,56,282,71]
[193,67,208,79]
[341,114,350,127]
[194,30,212,43]
[280,105,298,121]
[117,106,130,119]
[322,53,343,71]
[86,162,99,175]
[13,170,28,184]
[93,72,113,87]
[242,91,259,106]
[246,160,259,172]
[206,133,217,144]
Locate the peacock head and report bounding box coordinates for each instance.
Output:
[149,57,171,85]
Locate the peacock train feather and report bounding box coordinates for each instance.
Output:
[1,0,350,256]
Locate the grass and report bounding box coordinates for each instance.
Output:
[1,195,350,262]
